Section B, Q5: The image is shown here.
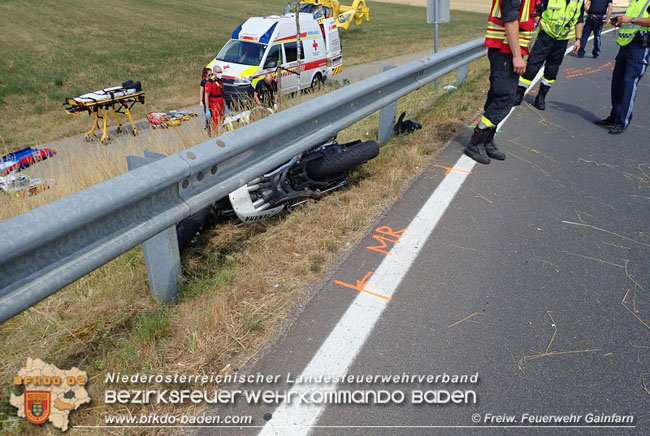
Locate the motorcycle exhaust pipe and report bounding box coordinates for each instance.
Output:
[252,198,266,208]
[248,184,261,192]
[256,203,271,211]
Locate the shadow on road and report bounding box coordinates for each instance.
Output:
[547,100,602,123]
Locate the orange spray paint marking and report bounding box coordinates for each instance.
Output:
[366,226,408,255]
[334,271,390,301]
[432,164,473,176]
[565,62,613,78]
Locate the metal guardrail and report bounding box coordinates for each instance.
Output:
[0,38,487,324]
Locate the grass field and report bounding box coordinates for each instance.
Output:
[0,1,492,433]
[0,0,485,153]
[373,0,492,13]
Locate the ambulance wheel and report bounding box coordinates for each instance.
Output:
[309,73,323,92]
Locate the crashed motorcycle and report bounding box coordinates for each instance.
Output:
[176,136,380,251]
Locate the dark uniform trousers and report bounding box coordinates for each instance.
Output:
[610,42,650,128]
[520,30,569,85]
[579,14,605,57]
[483,48,520,126]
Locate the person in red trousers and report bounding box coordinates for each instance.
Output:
[204,66,225,137]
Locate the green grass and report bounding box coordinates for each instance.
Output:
[0,0,484,153]
[134,307,171,345]
[0,3,490,431]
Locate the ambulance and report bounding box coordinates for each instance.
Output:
[207,13,343,104]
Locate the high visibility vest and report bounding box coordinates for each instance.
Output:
[539,0,585,40]
[486,0,536,56]
[617,0,650,46]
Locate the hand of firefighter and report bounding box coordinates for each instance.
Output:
[513,56,526,75]
[618,15,633,25]
[573,39,581,53]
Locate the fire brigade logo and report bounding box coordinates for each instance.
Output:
[11,358,90,431]
[24,391,51,424]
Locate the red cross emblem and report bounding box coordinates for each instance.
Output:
[312,40,318,50]
[224,65,230,70]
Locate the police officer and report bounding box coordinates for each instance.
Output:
[578,0,613,58]
[595,0,650,134]
[514,0,586,110]
[465,0,536,165]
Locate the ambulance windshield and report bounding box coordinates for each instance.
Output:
[217,40,267,66]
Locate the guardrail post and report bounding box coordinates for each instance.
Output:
[126,150,181,303]
[378,65,397,144]
[456,64,469,87]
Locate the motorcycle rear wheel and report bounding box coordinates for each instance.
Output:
[306,140,379,180]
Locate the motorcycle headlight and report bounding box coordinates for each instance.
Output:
[233,77,251,86]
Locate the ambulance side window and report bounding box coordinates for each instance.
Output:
[284,41,305,63]
[264,45,283,68]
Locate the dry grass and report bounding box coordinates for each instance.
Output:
[372,0,492,13]
[0,57,491,433]
[374,0,629,12]
[0,0,485,153]
[0,119,228,220]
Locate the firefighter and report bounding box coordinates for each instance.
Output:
[595,0,650,134]
[204,66,226,137]
[465,0,536,165]
[514,0,586,111]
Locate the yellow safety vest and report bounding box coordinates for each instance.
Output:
[617,0,650,46]
[540,0,585,40]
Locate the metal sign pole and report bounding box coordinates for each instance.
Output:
[434,0,439,90]
[434,0,439,54]
[427,0,450,91]
[296,2,302,82]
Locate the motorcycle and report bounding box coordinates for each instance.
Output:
[176,136,380,251]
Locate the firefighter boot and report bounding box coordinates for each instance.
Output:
[464,127,491,165]
[514,85,526,106]
[534,84,551,111]
[483,128,506,161]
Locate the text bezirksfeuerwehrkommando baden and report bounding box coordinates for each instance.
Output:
[104,372,479,405]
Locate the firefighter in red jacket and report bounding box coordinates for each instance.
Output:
[204,66,226,137]
[465,0,537,165]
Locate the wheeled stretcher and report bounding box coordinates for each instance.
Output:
[64,80,145,143]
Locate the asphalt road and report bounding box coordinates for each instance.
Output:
[196,34,649,435]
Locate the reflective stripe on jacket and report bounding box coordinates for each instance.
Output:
[486,0,537,55]
[539,0,585,40]
[617,0,650,46]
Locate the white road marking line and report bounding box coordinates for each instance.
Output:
[259,31,616,435]
[259,156,475,435]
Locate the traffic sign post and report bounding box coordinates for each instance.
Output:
[427,0,451,90]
